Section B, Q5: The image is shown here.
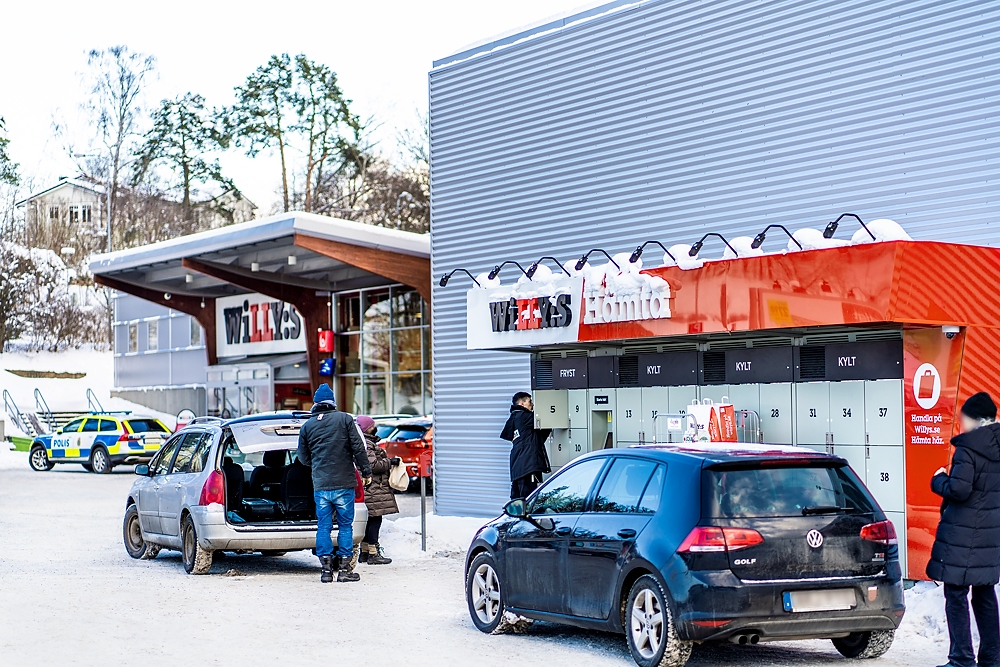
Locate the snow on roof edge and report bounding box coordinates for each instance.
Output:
[88,211,429,275]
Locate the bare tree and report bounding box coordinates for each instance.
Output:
[82,46,156,249]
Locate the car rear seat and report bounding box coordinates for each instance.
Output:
[221,456,244,509]
[280,460,315,518]
[248,450,287,501]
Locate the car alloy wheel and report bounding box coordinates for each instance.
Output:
[472,562,501,625]
[631,588,664,660]
[90,447,111,474]
[29,447,54,471]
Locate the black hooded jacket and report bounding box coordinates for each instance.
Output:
[500,404,552,482]
[927,422,1000,586]
[297,401,372,491]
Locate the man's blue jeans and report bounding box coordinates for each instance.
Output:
[314,488,355,559]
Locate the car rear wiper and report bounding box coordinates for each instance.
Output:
[801,506,846,515]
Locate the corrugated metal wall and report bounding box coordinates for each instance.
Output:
[429,0,1000,516]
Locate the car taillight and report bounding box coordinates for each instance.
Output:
[860,520,898,546]
[354,469,365,503]
[678,526,764,553]
[199,470,226,506]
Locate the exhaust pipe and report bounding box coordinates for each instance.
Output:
[729,634,761,645]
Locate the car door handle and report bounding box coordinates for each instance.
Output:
[618,528,637,539]
[555,526,572,536]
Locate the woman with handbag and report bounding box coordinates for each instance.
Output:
[355,415,400,565]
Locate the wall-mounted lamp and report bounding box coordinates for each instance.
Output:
[526,256,571,279]
[574,249,621,272]
[287,255,297,266]
[629,240,676,264]
[439,268,482,287]
[689,232,738,257]
[487,260,529,281]
[163,293,172,301]
[823,213,876,241]
[185,273,193,283]
[200,300,206,308]
[250,261,260,272]
[751,224,803,250]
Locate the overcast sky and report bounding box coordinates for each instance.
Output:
[1,0,598,212]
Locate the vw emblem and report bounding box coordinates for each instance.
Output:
[806,529,824,549]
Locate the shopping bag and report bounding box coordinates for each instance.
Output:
[688,400,722,442]
[389,460,410,492]
[718,404,738,442]
[918,370,935,399]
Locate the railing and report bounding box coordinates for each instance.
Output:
[34,388,56,433]
[86,388,105,413]
[3,390,32,436]
[651,412,700,444]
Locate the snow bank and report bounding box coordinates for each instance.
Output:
[789,227,850,251]
[723,236,765,260]
[662,243,705,270]
[380,513,491,560]
[852,218,913,244]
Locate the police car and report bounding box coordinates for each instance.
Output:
[28,412,170,474]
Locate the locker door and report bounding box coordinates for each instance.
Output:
[546,430,574,471]
[835,445,867,481]
[699,384,731,406]
[667,386,698,415]
[569,428,589,459]
[884,511,908,579]
[616,388,643,444]
[534,389,569,429]
[568,390,588,430]
[758,383,793,444]
[795,383,831,447]
[866,446,905,513]
[641,387,669,443]
[727,384,760,417]
[830,381,866,445]
[865,380,904,445]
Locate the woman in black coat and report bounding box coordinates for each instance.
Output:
[928,392,1000,667]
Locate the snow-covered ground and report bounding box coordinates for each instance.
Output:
[0,349,176,438]
[0,443,956,667]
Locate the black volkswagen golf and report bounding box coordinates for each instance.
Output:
[465,445,905,667]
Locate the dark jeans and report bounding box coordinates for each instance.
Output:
[364,515,383,544]
[510,473,541,500]
[945,583,1000,667]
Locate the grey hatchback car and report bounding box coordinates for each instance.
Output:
[122,412,369,574]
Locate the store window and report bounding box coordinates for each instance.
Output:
[190,318,202,347]
[335,285,432,416]
[147,320,158,351]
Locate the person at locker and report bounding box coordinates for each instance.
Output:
[928,392,1000,667]
[501,392,552,499]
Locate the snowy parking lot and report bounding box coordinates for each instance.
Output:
[0,446,951,667]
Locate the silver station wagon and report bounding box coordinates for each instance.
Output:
[122,412,368,574]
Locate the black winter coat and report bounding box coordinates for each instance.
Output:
[927,422,1000,586]
[364,431,399,517]
[500,405,551,482]
[296,402,372,491]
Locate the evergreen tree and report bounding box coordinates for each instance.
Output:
[0,117,18,187]
[133,92,232,219]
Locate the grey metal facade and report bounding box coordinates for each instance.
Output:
[429,0,1000,516]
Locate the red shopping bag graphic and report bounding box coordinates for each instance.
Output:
[917,370,936,399]
[706,407,722,442]
[718,404,738,442]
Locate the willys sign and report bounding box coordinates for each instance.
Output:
[466,271,673,350]
[216,293,305,357]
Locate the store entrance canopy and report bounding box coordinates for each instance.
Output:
[89,212,430,390]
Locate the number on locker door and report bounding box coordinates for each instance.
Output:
[865,380,903,445]
[795,383,830,446]
[830,381,866,445]
[866,446,905,513]
[758,383,792,444]
[616,388,643,443]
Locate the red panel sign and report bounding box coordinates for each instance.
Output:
[318,330,334,354]
[903,327,965,580]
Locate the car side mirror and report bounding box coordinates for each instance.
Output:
[503,499,526,518]
[134,464,150,476]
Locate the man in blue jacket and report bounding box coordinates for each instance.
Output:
[501,392,551,499]
[298,383,372,583]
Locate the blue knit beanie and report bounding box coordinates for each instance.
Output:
[313,383,335,404]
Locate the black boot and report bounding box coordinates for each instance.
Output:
[359,542,369,564]
[320,556,334,583]
[338,563,360,582]
[368,544,392,565]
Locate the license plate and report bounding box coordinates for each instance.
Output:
[783,589,856,613]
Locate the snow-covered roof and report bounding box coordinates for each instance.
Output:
[89,210,429,275]
[15,176,105,206]
[433,0,646,69]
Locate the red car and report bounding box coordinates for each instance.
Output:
[380,417,432,490]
